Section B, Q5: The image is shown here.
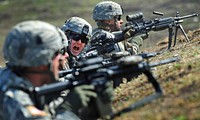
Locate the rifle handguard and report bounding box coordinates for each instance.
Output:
[118,55,143,65]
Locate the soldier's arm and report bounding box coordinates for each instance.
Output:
[2,89,49,120]
[125,35,144,54]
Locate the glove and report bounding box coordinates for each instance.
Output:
[91,30,115,46]
[124,28,135,39]
[65,85,97,114]
[77,82,114,119]
[127,42,139,55]
[98,82,114,103]
[127,35,144,55]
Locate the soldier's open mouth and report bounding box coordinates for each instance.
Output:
[73,46,79,51]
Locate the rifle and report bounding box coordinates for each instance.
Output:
[124,11,198,49]
[59,51,160,78]
[88,12,198,56]
[31,55,180,119]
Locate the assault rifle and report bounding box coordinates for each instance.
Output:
[124,11,198,49]
[31,55,180,119]
[59,51,160,78]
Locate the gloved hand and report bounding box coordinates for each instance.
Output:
[77,82,114,119]
[124,28,136,39]
[91,30,115,47]
[98,81,114,103]
[65,85,97,114]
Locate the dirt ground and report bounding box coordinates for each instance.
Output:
[113,28,200,120]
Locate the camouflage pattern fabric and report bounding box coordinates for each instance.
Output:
[93,1,123,20]
[0,67,80,120]
[0,20,79,120]
[0,68,40,119]
[92,0,144,55]
[124,35,144,55]
[61,17,92,41]
[91,28,144,55]
[61,17,93,69]
[67,53,78,69]
[91,28,125,58]
[90,28,144,87]
[3,21,65,67]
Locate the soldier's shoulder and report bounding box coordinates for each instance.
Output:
[1,86,34,119]
[0,68,11,88]
[92,28,106,35]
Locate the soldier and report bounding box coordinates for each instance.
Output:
[61,17,92,69]
[0,20,97,120]
[60,17,114,120]
[92,0,144,55]
[90,1,145,87]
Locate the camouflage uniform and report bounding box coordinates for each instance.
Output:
[92,1,144,55]
[61,17,92,69]
[0,21,80,120]
[62,17,114,119]
[92,1,144,87]
[90,28,123,59]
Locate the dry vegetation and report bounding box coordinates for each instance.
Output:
[113,29,200,120]
[0,1,199,119]
[0,0,199,65]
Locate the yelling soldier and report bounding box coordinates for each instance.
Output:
[61,17,92,69]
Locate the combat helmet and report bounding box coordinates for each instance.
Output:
[3,20,67,67]
[93,1,123,20]
[61,17,92,42]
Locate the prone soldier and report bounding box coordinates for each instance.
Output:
[60,17,92,69]
[89,1,146,87]
[60,17,114,120]
[91,1,144,55]
[0,20,98,120]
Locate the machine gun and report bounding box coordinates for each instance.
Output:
[124,11,198,49]
[88,11,198,56]
[31,55,180,119]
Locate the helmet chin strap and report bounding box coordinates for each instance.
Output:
[47,62,57,82]
[112,18,120,32]
[13,63,57,83]
[97,21,112,32]
[97,19,119,32]
[21,69,57,83]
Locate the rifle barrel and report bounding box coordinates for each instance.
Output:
[35,81,71,96]
[34,80,84,96]
[149,57,180,67]
[175,13,198,20]
[137,52,158,59]
[59,69,73,77]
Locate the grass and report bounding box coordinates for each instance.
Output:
[0,1,200,119]
[112,29,200,119]
[0,0,199,65]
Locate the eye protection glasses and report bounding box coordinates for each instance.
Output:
[59,47,67,55]
[70,34,89,44]
[52,47,67,59]
[115,15,122,21]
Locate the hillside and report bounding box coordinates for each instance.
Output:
[0,0,199,65]
[113,29,200,120]
[0,1,199,119]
